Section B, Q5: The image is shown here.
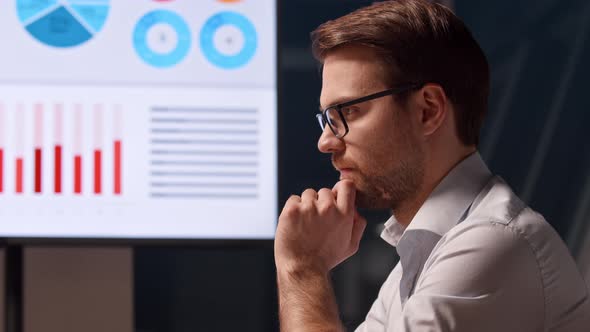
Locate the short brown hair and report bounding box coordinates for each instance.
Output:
[311,0,489,146]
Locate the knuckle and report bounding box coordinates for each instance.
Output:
[317,201,334,215]
[317,204,330,215]
[300,201,315,213]
[302,188,318,196]
[280,204,299,218]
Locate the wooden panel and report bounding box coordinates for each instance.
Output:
[24,247,132,332]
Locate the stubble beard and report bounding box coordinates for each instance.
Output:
[354,152,425,210]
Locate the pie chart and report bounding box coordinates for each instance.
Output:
[200,11,257,69]
[17,0,110,48]
[132,10,191,68]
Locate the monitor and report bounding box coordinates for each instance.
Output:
[0,0,278,240]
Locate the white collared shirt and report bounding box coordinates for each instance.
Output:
[355,152,590,332]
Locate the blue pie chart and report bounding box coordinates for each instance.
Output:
[17,0,110,48]
[200,11,257,69]
[133,10,192,68]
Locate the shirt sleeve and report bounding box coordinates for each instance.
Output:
[390,222,545,332]
[355,263,402,332]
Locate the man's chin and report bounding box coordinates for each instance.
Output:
[354,190,391,209]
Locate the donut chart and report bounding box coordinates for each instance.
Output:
[17,0,110,48]
[200,11,258,69]
[133,10,192,68]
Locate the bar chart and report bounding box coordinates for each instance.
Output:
[0,102,123,197]
[0,86,276,239]
[0,104,4,193]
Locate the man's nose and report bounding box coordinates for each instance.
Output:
[317,126,344,154]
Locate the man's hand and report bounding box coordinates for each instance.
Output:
[274,180,367,331]
[275,180,367,275]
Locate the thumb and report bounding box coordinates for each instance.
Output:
[332,180,356,214]
[350,210,367,251]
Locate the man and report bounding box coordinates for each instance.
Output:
[274,0,590,331]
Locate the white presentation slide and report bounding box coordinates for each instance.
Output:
[0,0,277,239]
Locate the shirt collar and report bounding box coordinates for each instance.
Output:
[381,151,493,247]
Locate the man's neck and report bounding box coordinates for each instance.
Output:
[393,147,477,227]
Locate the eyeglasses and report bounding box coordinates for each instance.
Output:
[316,83,424,138]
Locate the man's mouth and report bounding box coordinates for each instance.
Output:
[333,158,357,179]
[337,168,354,180]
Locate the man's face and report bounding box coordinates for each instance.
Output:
[318,45,425,209]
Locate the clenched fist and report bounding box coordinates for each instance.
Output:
[274,180,367,275]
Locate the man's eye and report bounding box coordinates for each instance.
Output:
[341,107,358,117]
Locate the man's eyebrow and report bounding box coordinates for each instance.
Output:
[319,94,369,111]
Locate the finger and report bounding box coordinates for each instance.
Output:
[332,180,356,213]
[286,194,301,205]
[317,188,335,205]
[350,210,367,248]
[301,188,318,203]
[282,195,301,212]
[280,195,302,219]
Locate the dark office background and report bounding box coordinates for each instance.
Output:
[135,0,590,331]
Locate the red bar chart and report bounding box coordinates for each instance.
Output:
[54,104,63,193]
[114,105,123,195]
[15,105,25,194]
[73,105,83,195]
[0,148,3,193]
[34,104,43,193]
[114,140,122,195]
[0,102,124,197]
[0,149,3,193]
[16,158,23,194]
[0,104,4,193]
[94,105,103,194]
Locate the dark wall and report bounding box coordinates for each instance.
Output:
[135,1,590,331]
[459,0,590,248]
[135,246,276,332]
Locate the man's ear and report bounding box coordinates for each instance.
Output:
[414,84,448,137]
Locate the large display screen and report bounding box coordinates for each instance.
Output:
[0,0,277,239]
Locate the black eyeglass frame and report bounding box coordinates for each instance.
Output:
[317,82,425,138]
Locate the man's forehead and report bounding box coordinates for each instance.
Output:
[320,46,388,107]
[322,47,384,78]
